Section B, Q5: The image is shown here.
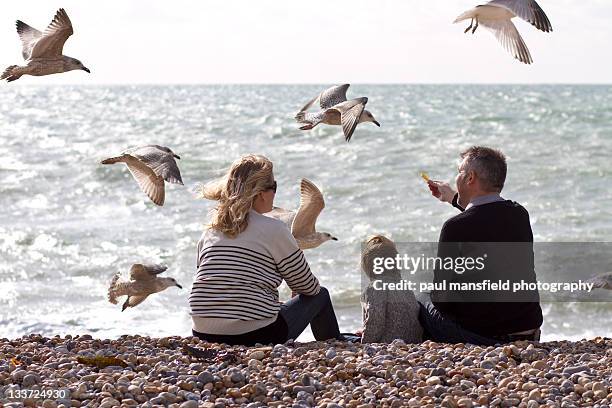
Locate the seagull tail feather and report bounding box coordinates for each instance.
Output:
[453,9,476,24]
[107,272,121,304]
[1,65,20,82]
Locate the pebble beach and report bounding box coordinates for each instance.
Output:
[1,335,610,408]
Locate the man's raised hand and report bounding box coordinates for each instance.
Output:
[428,180,456,204]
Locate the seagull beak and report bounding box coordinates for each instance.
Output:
[331,237,338,241]
[82,67,91,73]
[174,154,181,160]
[176,283,183,289]
[373,120,381,127]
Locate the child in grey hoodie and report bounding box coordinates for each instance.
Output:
[360,235,423,343]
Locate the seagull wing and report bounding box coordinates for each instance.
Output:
[102,153,165,206]
[152,159,183,185]
[107,272,124,304]
[296,93,320,119]
[319,84,350,109]
[123,155,166,206]
[328,97,368,142]
[15,21,42,60]
[291,178,325,237]
[129,263,167,281]
[122,295,150,310]
[480,19,533,64]
[265,206,297,228]
[585,273,612,290]
[130,146,183,185]
[29,8,74,59]
[142,264,169,275]
[487,0,552,32]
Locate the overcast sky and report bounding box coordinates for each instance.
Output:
[1,0,610,84]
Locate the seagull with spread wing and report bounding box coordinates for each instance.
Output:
[454,0,552,64]
[108,264,183,311]
[295,84,380,142]
[101,145,184,206]
[265,178,337,250]
[1,8,90,82]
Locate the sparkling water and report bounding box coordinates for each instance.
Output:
[1,85,610,341]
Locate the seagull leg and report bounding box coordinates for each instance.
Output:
[472,19,479,34]
[464,19,473,34]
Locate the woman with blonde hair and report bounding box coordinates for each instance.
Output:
[190,154,341,345]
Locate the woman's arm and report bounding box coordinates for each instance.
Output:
[196,235,203,268]
[270,222,320,296]
[277,249,320,296]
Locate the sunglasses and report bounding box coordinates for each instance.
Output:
[265,180,277,193]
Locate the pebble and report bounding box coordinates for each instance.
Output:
[480,359,496,370]
[0,334,608,408]
[22,373,41,387]
[11,369,27,383]
[460,367,473,377]
[230,370,246,382]
[294,385,316,394]
[501,398,520,407]
[562,365,589,376]
[99,397,120,408]
[457,398,473,408]
[426,376,442,386]
[528,389,541,401]
[592,382,607,393]
[198,371,214,384]
[431,367,446,377]
[249,350,266,360]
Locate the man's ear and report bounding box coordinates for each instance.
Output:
[467,170,477,185]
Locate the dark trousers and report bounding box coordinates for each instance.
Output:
[418,301,502,346]
[192,287,341,346]
[281,287,341,341]
[418,301,540,345]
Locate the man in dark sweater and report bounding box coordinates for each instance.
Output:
[419,146,543,345]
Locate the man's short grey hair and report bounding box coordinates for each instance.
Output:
[460,146,507,192]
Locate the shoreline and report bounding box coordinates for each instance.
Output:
[0,335,610,408]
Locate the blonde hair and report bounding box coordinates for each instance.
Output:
[361,234,401,281]
[200,154,274,238]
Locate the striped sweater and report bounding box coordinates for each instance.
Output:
[190,209,320,335]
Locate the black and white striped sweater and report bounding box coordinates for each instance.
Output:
[190,209,320,334]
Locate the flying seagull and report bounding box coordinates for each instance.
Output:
[295,84,380,142]
[101,145,183,206]
[585,273,612,290]
[108,263,183,311]
[265,178,337,250]
[454,0,552,64]
[1,8,90,82]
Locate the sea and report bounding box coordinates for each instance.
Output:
[0,84,610,341]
